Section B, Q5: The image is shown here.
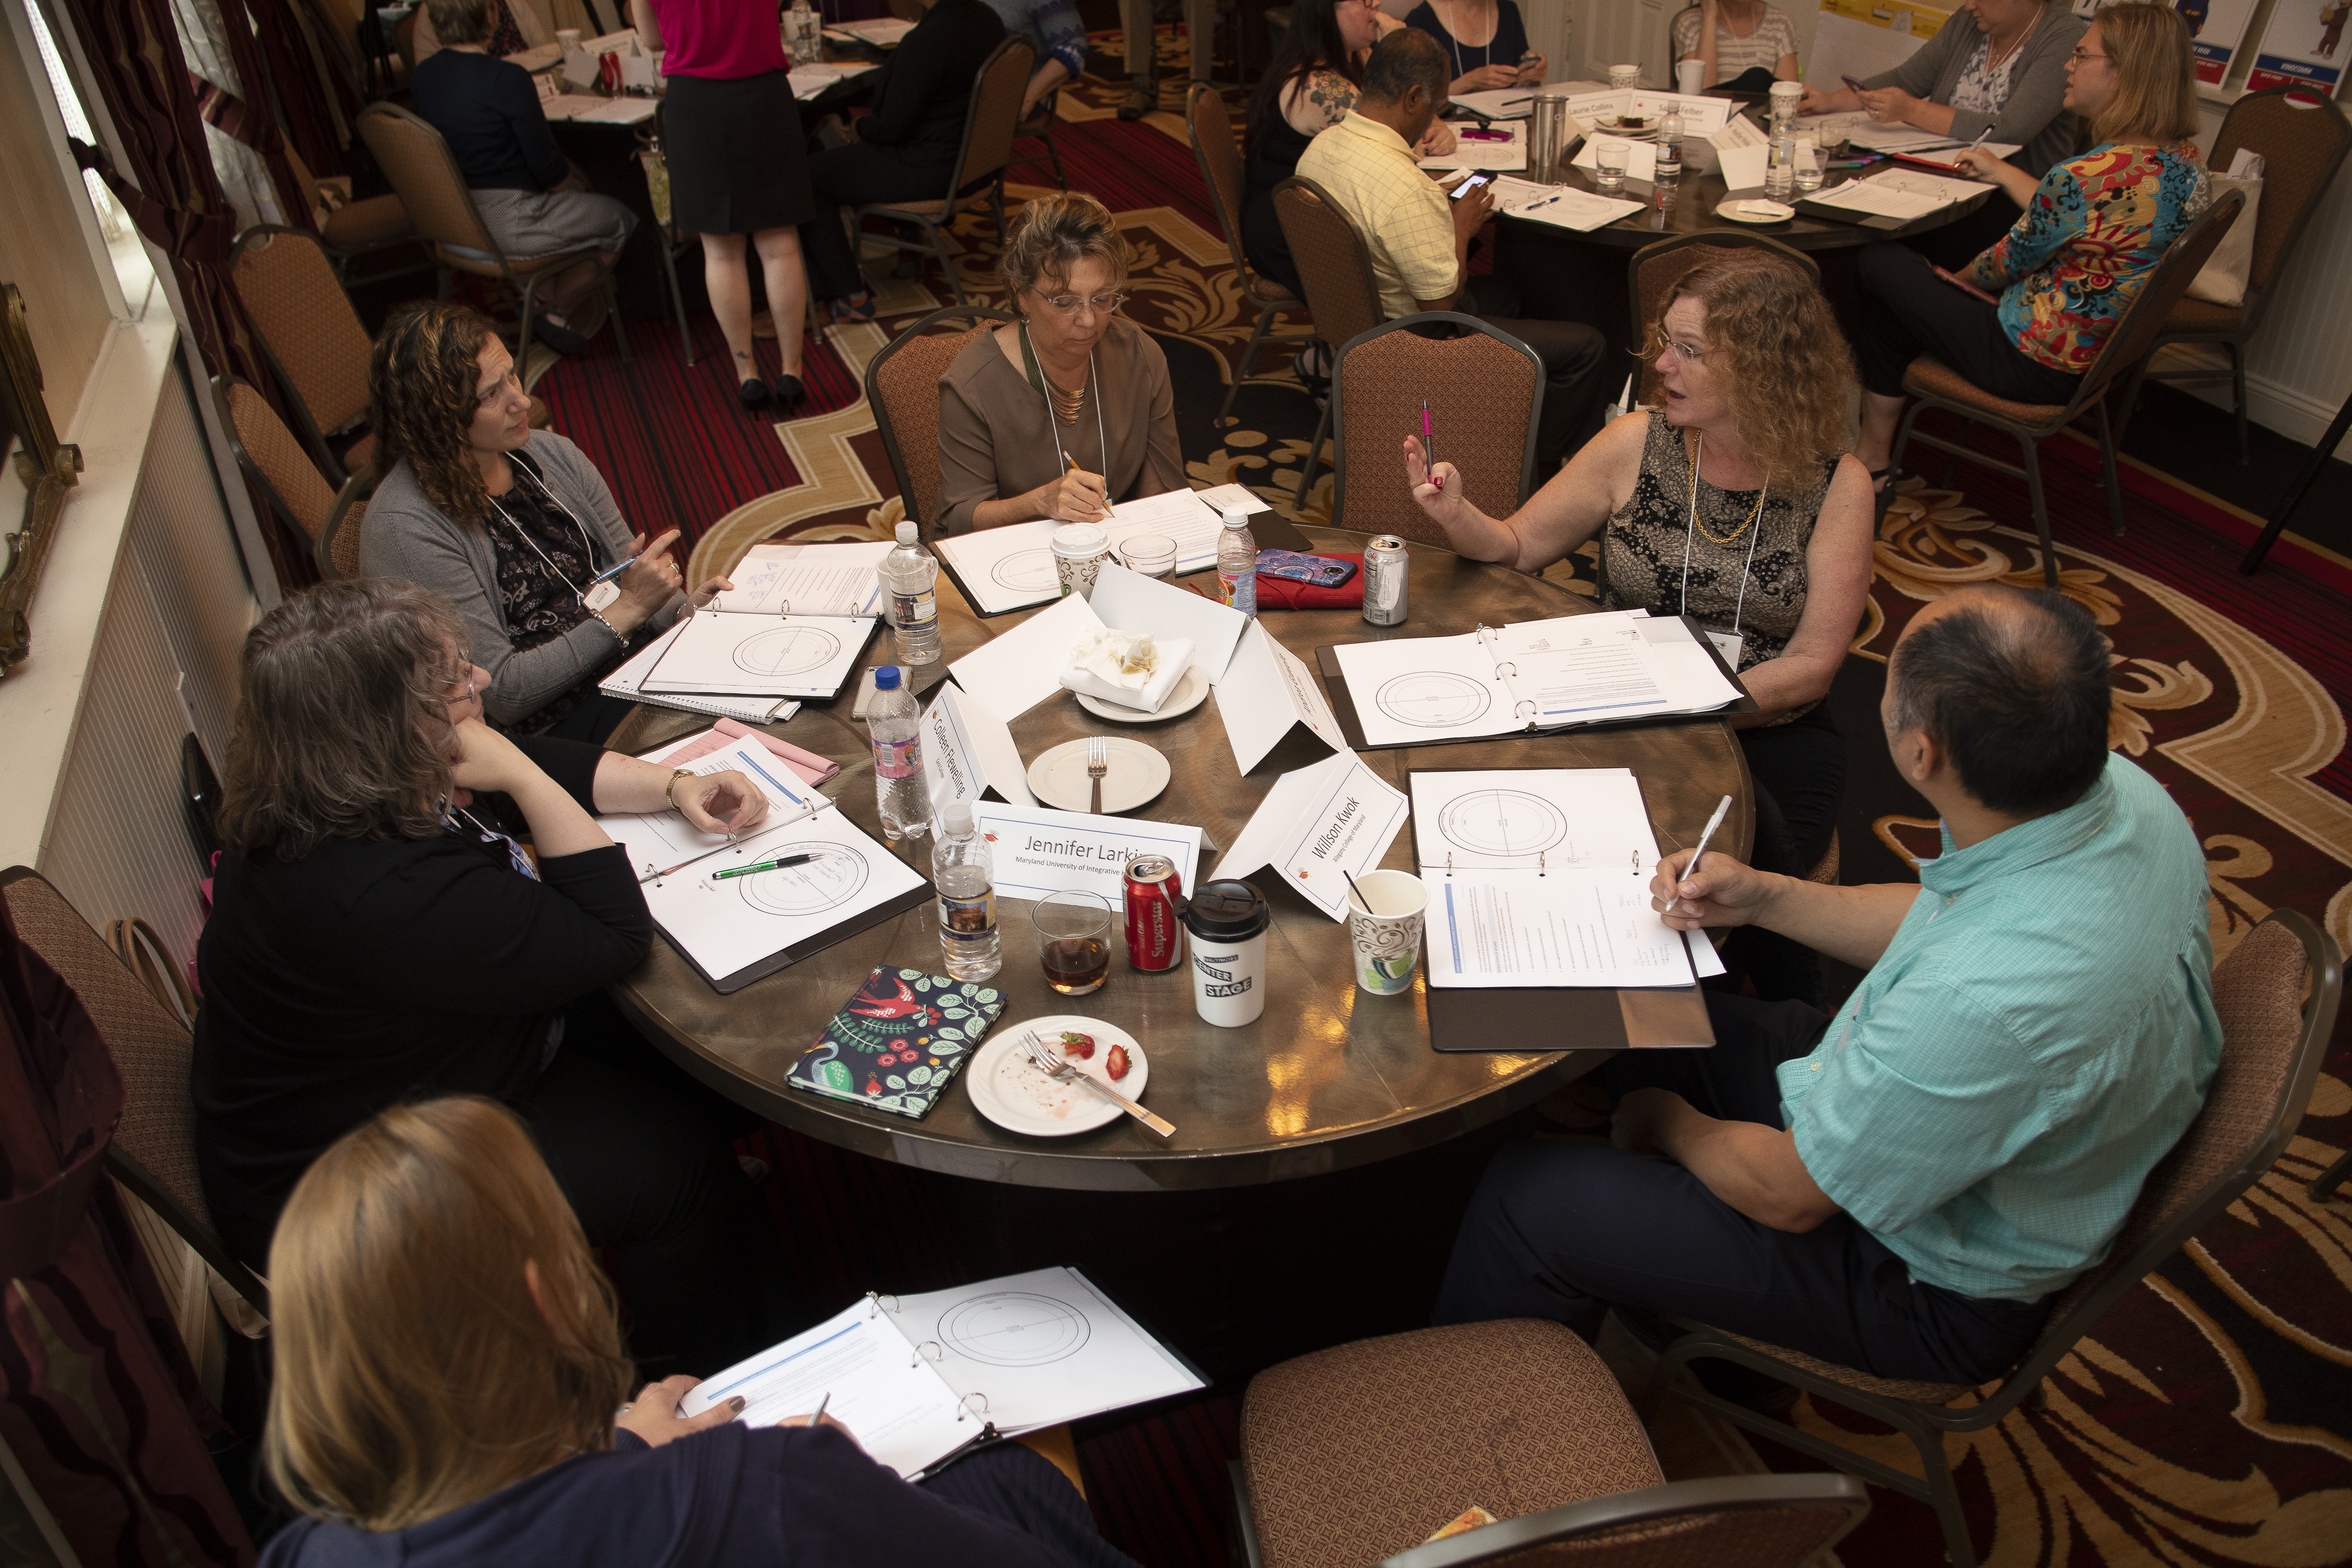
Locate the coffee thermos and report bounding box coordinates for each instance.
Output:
[1176,880,1270,1028]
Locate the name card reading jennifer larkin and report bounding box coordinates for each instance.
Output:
[969,803,1205,911]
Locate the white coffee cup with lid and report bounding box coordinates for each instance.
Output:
[1178,880,1270,1028]
[1051,523,1110,600]
[1609,63,1641,90]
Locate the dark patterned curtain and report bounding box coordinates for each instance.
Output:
[247,0,347,178]
[55,0,321,595]
[177,0,317,234]
[0,897,254,1567]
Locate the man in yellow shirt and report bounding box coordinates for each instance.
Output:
[1296,29,1608,473]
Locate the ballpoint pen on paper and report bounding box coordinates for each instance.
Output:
[1686,794,1734,879]
[711,852,819,881]
[1526,193,1565,210]
[807,1392,831,1427]
[1066,453,1115,518]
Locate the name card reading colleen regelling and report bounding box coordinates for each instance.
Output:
[968,804,1205,911]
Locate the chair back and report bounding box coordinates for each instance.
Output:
[231,225,374,462]
[1331,314,1541,545]
[2069,189,2244,412]
[1272,176,1385,350]
[1372,1475,1869,1567]
[0,868,269,1320]
[944,36,1036,201]
[356,103,503,260]
[1626,233,1819,408]
[866,305,1017,539]
[318,475,371,580]
[213,375,340,543]
[1187,84,1253,274]
[1989,910,2339,1406]
[2209,86,2352,314]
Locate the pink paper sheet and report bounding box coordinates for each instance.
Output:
[641,720,840,786]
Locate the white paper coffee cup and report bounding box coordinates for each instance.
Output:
[1348,870,1428,995]
[1609,63,1641,90]
[1676,59,1705,94]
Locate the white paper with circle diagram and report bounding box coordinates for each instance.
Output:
[596,735,831,883]
[632,807,926,983]
[934,490,1230,615]
[1215,620,1348,774]
[967,803,1202,911]
[1208,750,1409,920]
[710,539,892,617]
[636,612,876,698]
[1411,770,1704,989]
[596,622,800,723]
[922,684,1036,815]
[1085,562,1251,682]
[947,592,1106,718]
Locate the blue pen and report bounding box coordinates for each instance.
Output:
[583,555,634,589]
[1527,194,1565,210]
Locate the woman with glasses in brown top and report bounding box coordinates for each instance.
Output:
[1400,255,1873,1003]
[933,193,1185,537]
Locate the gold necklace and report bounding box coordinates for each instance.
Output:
[1049,378,1086,425]
[1686,437,1767,545]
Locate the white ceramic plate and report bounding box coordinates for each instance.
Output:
[1026,735,1172,813]
[1717,199,1795,224]
[1074,665,1211,724]
[966,1016,1150,1137]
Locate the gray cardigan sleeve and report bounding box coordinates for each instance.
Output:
[1866,5,2084,178]
[356,433,683,727]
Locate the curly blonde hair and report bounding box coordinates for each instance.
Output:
[1650,255,1856,482]
[1000,191,1130,299]
[369,301,501,528]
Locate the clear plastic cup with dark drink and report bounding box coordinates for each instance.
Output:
[1034,890,1114,996]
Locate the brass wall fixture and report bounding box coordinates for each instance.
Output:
[0,281,84,673]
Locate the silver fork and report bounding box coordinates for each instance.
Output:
[1086,736,1108,815]
[1022,1031,1174,1138]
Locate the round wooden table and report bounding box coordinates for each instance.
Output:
[606,526,1752,1192]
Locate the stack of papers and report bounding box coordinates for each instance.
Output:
[789,61,880,98]
[1494,176,1642,231]
[933,486,1249,616]
[822,15,918,45]
[540,94,658,124]
[1804,169,1979,221]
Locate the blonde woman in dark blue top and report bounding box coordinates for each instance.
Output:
[1404,0,1545,94]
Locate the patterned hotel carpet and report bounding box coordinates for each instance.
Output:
[530,50,2352,1568]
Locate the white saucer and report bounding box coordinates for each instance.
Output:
[966,1016,1150,1137]
[1718,199,1795,223]
[1026,736,1171,813]
[1074,665,1211,724]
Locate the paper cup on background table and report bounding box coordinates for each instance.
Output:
[1349,870,1428,996]
[1052,523,1110,600]
[1609,63,1640,90]
[1676,59,1705,94]
[556,26,581,50]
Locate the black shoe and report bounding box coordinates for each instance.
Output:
[1118,83,1153,121]
[773,373,804,408]
[530,313,592,355]
[738,377,771,410]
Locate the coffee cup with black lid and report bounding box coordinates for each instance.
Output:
[1175,879,1269,1028]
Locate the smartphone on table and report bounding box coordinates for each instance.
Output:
[1256,550,1359,588]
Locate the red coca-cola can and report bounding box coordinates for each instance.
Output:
[1122,854,1184,972]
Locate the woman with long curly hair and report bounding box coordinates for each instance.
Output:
[1401,254,1872,1002]
[196,579,800,1379]
[360,301,733,741]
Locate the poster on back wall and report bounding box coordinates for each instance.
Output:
[2172,0,2262,86]
[2244,0,2349,94]
[1805,0,1952,89]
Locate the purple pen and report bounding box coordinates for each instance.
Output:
[1421,399,1442,491]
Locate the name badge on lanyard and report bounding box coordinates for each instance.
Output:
[1700,628,1745,671]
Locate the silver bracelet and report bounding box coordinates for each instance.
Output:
[588,606,623,641]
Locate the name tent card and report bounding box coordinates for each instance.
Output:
[969,803,1204,911]
[921,684,1035,815]
[1209,750,1409,921]
[1213,621,1347,775]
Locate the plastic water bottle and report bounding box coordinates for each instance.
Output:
[1216,506,1257,617]
[867,666,930,842]
[931,803,1001,981]
[880,520,941,666]
[1656,102,1683,182]
[1765,126,1796,200]
[785,0,819,65]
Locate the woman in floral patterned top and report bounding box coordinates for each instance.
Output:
[1844,3,2207,484]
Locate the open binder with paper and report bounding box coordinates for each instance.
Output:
[599,540,889,709]
[1317,609,1750,751]
[679,1267,1205,1480]
[930,485,1312,617]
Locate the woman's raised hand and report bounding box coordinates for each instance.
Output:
[1035,464,1109,523]
[1403,434,1469,533]
[611,528,686,626]
[674,769,771,835]
[1456,63,1518,92]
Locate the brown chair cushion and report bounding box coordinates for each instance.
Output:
[226,381,338,539]
[342,431,377,481]
[1242,1320,1663,1568]
[2164,298,2243,334]
[232,229,374,437]
[1901,356,2068,430]
[1337,326,1539,546]
[873,321,997,534]
[321,192,413,249]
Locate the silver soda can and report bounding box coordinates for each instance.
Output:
[1363,536,1409,626]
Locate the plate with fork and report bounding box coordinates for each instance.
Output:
[966,1017,1151,1136]
[1026,736,1170,814]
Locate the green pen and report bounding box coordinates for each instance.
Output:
[712,853,819,881]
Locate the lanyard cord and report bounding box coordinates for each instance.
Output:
[1018,318,1109,498]
[1441,0,1489,78]
[1679,432,1767,640]
[486,453,606,599]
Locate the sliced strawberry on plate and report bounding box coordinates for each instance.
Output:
[1105,1044,1132,1081]
[1058,1031,1096,1059]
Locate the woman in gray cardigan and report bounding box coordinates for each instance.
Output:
[360,303,730,741]
[1801,0,2087,263]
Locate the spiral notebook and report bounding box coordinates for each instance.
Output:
[1318,609,1750,751]
[679,1267,1204,1480]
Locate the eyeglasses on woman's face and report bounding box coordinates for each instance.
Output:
[1648,325,1713,368]
[1032,289,1128,316]
[2067,48,2110,65]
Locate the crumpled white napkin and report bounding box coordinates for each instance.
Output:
[1059,628,1193,712]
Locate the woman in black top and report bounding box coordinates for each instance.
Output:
[192,580,800,1376]
[1403,0,1545,94]
[798,0,1007,321]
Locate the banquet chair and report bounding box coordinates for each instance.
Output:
[1270,176,1386,505]
[850,36,1034,307]
[1187,84,1314,428]
[0,868,271,1329]
[2121,86,2351,463]
[1329,315,1541,547]
[1644,907,2342,1568]
[1625,233,1816,409]
[212,375,370,582]
[1237,1318,1869,1568]
[1008,89,1068,190]
[317,484,371,581]
[282,142,424,282]
[231,224,378,482]
[1884,190,2242,590]
[866,304,1017,540]
[357,102,631,364]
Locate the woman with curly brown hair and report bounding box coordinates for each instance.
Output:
[1403,254,1872,1002]
[361,302,733,741]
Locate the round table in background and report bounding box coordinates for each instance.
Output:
[606,526,1753,1193]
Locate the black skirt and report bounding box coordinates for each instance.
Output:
[662,70,815,234]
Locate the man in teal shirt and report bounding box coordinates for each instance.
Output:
[1435,585,2222,1385]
